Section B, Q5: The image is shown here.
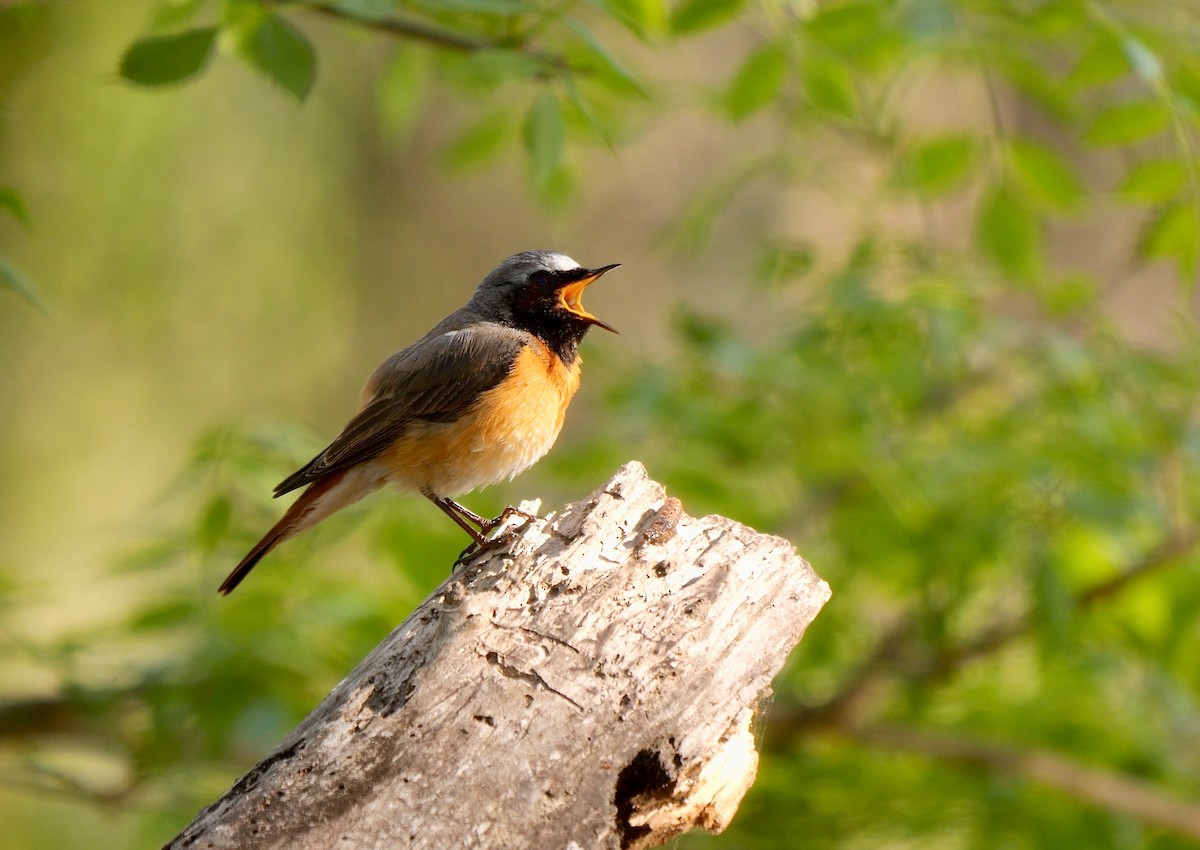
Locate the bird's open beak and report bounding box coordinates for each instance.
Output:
[559,263,620,333]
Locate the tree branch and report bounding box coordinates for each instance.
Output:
[165,462,829,850]
[849,723,1200,841]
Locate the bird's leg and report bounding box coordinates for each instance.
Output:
[440,499,537,536]
[440,499,489,528]
[426,494,487,545]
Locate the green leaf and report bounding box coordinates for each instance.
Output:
[444,110,511,169]
[724,43,787,122]
[1117,159,1186,204]
[805,1,884,53]
[416,0,530,12]
[0,257,48,313]
[151,0,209,31]
[118,27,218,87]
[975,185,1040,279]
[891,135,976,196]
[1084,101,1170,147]
[1005,138,1085,212]
[236,12,316,101]
[1041,274,1097,317]
[1033,555,1074,649]
[378,46,428,137]
[995,54,1075,122]
[800,57,856,119]
[669,0,745,35]
[565,19,648,98]
[0,186,30,225]
[597,0,668,38]
[1140,203,1200,278]
[1066,33,1126,89]
[755,242,815,287]
[523,90,565,185]
[450,49,542,90]
[560,76,614,148]
[196,494,232,551]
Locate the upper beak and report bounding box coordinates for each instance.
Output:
[559,263,620,333]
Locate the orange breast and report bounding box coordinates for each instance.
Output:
[380,341,581,497]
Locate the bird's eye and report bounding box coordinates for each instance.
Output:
[529,270,549,286]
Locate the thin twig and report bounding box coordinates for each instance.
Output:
[274,0,573,71]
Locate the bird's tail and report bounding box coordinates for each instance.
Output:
[218,467,382,595]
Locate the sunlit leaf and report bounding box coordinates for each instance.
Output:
[975,184,1040,279]
[597,0,668,38]
[119,27,218,87]
[669,0,744,35]
[1084,100,1170,147]
[1117,159,1186,204]
[805,1,884,53]
[800,57,856,118]
[1041,274,1096,317]
[1066,33,1126,89]
[1141,203,1200,279]
[891,135,976,196]
[1006,138,1084,212]
[724,43,787,122]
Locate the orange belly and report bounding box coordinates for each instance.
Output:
[379,341,581,497]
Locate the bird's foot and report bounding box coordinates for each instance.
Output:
[452,507,538,568]
[479,505,539,535]
[455,529,518,566]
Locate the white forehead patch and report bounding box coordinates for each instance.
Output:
[544,253,581,272]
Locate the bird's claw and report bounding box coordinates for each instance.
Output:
[452,507,539,569]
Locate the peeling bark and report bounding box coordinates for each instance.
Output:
[166,462,830,850]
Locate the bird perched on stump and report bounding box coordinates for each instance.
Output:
[218,250,619,595]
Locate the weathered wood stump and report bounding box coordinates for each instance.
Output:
[167,462,830,849]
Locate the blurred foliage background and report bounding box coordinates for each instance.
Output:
[3,0,1200,847]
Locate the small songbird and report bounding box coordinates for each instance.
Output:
[218,250,619,595]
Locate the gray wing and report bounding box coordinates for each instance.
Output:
[274,324,527,496]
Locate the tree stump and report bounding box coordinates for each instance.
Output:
[166,462,830,849]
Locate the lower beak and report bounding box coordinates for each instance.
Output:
[560,263,620,333]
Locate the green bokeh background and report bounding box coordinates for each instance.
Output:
[3,1,1200,847]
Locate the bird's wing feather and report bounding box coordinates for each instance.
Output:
[274,324,527,496]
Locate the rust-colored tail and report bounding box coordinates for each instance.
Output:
[219,469,378,595]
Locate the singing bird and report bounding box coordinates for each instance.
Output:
[218,251,619,595]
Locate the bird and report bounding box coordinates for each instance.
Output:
[217,250,619,595]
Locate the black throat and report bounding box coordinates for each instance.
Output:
[514,313,590,366]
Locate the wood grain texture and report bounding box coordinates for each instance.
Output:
[167,462,830,850]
